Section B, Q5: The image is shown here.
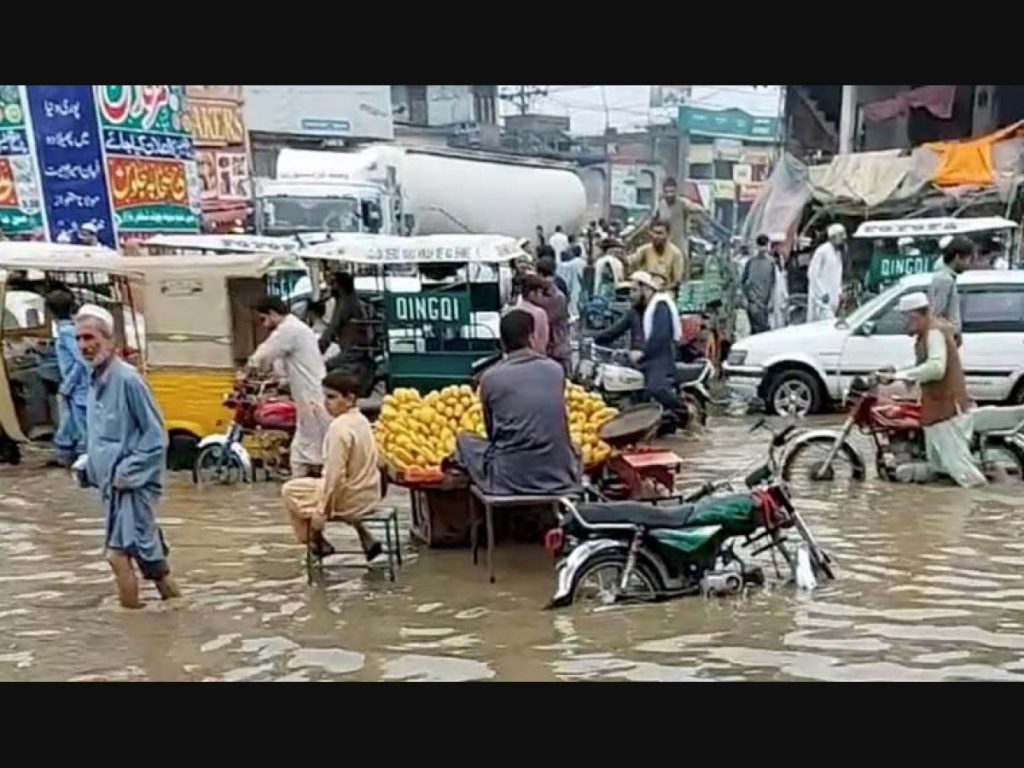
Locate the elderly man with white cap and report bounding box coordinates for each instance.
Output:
[879,291,985,488]
[807,223,846,321]
[72,303,181,608]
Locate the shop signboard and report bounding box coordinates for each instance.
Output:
[739,182,764,202]
[0,85,43,236]
[186,85,250,215]
[732,163,753,184]
[97,85,201,235]
[679,105,781,143]
[712,179,736,200]
[25,85,117,246]
[610,164,637,208]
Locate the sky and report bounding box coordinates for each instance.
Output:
[498,85,784,136]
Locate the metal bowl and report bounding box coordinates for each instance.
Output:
[597,403,664,448]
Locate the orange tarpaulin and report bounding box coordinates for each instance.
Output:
[926,120,1024,187]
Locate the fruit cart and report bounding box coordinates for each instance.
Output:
[296,234,526,393]
[372,382,620,548]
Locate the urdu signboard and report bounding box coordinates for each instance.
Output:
[679,106,781,143]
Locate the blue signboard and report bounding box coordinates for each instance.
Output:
[25,85,117,247]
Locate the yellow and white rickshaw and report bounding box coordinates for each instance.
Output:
[0,241,285,469]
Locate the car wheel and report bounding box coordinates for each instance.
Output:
[765,368,822,417]
[1010,379,1024,406]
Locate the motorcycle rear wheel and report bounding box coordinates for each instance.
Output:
[570,552,661,607]
[974,440,1024,484]
[193,444,245,486]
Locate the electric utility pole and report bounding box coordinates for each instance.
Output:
[499,85,548,115]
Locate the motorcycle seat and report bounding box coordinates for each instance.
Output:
[576,501,697,529]
[675,362,707,385]
[972,405,1024,435]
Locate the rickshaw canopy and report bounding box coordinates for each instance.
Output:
[0,241,141,277]
[143,233,314,254]
[853,216,1018,239]
[295,233,527,265]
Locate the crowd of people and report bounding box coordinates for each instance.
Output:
[15,171,1018,610]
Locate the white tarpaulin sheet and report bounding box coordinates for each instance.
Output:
[807,149,925,208]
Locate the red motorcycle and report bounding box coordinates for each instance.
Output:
[780,375,1024,483]
[192,378,297,485]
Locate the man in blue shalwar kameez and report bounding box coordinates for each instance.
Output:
[73,304,180,609]
[46,290,90,467]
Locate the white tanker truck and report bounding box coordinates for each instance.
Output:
[254,144,587,240]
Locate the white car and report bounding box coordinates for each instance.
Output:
[725,269,1024,416]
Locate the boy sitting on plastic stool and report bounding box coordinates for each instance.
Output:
[281,371,383,561]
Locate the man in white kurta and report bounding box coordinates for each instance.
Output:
[807,223,846,322]
[248,296,329,478]
[886,292,985,488]
[768,233,790,329]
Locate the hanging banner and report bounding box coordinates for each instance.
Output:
[25,85,117,247]
[0,86,44,235]
[97,85,201,234]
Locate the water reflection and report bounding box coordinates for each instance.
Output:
[3,417,1024,681]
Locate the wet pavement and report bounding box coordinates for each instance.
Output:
[3,415,1024,681]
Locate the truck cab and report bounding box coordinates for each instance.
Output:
[253,178,396,238]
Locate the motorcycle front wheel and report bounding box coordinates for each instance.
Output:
[570,552,661,607]
[679,390,707,429]
[193,444,246,486]
[781,435,866,483]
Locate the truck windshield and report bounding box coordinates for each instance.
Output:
[260,196,362,234]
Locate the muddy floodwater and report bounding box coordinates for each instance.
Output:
[3,416,1024,682]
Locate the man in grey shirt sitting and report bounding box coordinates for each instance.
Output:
[455,310,580,496]
[928,235,968,343]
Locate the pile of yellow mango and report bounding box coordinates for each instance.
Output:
[373,383,619,475]
[565,382,617,467]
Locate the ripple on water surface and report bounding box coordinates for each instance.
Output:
[3,421,1024,681]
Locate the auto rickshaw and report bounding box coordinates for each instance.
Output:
[295,233,526,393]
[0,241,287,469]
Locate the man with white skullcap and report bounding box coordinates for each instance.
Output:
[807,223,846,321]
[878,292,985,488]
[73,304,181,607]
[768,232,790,329]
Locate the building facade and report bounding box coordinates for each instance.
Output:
[678,105,781,234]
[785,85,1024,158]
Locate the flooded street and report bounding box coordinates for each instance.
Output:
[4,415,1024,682]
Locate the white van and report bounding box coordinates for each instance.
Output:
[725,269,1024,416]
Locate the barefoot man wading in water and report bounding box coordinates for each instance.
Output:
[73,305,180,608]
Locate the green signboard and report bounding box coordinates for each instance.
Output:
[866,250,939,288]
[679,105,780,142]
[386,290,470,326]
